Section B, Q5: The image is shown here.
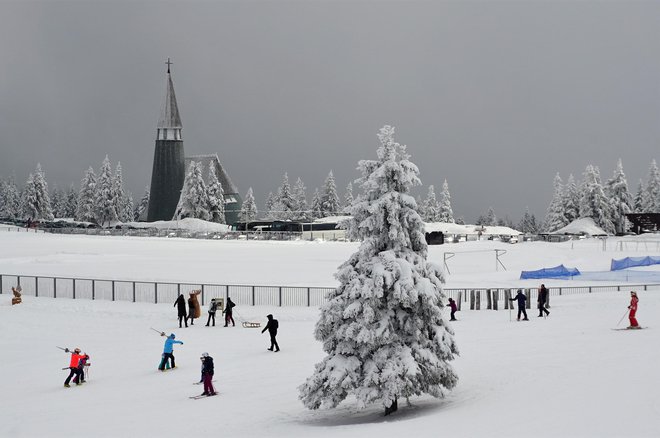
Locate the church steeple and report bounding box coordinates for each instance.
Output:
[156,58,182,141]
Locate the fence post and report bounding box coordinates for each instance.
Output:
[307,287,311,307]
[112,281,115,301]
[470,290,475,310]
[201,284,205,306]
[525,289,531,309]
[252,286,255,306]
[54,277,56,298]
[486,289,492,310]
[132,282,136,303]
[279,286,282,307]
[0,274,2,294]
[476,290,481,310]
[493,290,498,310]
[457,291,462,311]
[155,283,158,304]
[18,276,21,287]
[73,279,76,300]
[504,289,511,309]
[35,276,39,297]
[547,289,551,308]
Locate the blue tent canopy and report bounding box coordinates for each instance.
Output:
[520,264,581,280]
[611,256,660,271]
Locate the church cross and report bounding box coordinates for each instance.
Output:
[166,58,173,74]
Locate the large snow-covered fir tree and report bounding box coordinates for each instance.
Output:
[274,173,295,220]
[175,161,210,220]
[579,165,614,234]
[299,125,458,416]
[633,180,645,213]
[342,182,354,214]
[605,159,632,235]
[95,156,118,226]
[133,187,150,221]
[320,170,340,217]
[76,167,97,223]
[207,164,226,224]
[64,184,78,218]
[239,187,258,223]
[543,173,568,232]
[22,164,54,221]
[562,174,580,223]
[0,176,21,218]
[264,192,276,219]
[293,177,309,221]
[484,207,497,226]
[518,207,538,234]
[310,188,322,219]
[422,185,439,222]
[644,159,660,213]
[438,179,454,223]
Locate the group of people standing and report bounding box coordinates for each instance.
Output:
[509,284,551,321]
[174,292,236,328]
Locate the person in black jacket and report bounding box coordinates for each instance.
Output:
[200,352,216,396]
[261,314,280,352]
[510,289,529,321]
[537,284,550,317]
[174,294,188,328]
[223,297,236,327]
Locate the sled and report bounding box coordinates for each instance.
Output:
[242,321,261,328]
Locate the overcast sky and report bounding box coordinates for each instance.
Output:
[1,0,659,223]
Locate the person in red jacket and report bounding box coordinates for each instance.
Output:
[628,291,640,329]
[63,348,85,387]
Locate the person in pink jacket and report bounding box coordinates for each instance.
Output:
[628,291,640,329]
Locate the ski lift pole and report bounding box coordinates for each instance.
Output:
[443,252,455,275]
[495,249,507,271]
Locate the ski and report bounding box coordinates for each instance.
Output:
[189,393,218,400]
[611,327,647,331]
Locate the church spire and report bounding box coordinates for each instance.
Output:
[157,58,182,140]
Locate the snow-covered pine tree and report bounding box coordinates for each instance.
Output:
[563,174,580,223]
[299,125,458,416]
[134,187,150,221]
[95,156,118,227]
[579,165,614,234]
[207,164,226,224]
[0,180,6,215]
[644,159,660,213]
[310,188,322,219]
[64,184,78,218]
[485,207,497,226]
[518,207,534,233]
[438,179,454,223]
[320,170,340,217]
[455,216,465,225]
[415,194,426,220]
[21,173,37,219]
[23,164,54,221]
[76,167,97,223]
[606,159,632,235]
[422,185,439,222]
[112,162,132,222]
[293,177,308,221]
[543,173,567,232]
[239,187,258,223]
[122,192,134,223]
[51,185,67,219]
[175,161,210,220]
[274,173,295,220]
[633,180,645,213]
[342,182,354,214]
[264,192,276,219]
[0,176,21,218]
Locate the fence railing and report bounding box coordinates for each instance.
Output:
[2,273,658,308]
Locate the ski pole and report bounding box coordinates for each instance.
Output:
[56,346,70,352]
[616,309,629,327]
[150,327,165,336]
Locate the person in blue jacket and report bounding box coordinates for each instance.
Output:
[159,333,183,371]
[509,289,529,321]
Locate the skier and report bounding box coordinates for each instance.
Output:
[174,294,187,328]
[206,299,218,327]
[628,291,640,329]
[200,352,216,396]
[446,297,458,321]
[187,290,201,326]
[510,289,529,321]
[63,347,85,387]
[537,284,550,317]
[223,297,236,327]
[73,353,90,385]
[261,314,280,352]
[159,333,183,371]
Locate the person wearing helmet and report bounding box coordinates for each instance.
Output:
[159,333,183,371]
[63,347,85,387]
[628,291,640,329]
[200,352,216,396]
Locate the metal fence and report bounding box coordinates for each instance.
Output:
[2,273,658,308]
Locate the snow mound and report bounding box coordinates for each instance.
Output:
[552,217,608,236]
[125,218,230,232]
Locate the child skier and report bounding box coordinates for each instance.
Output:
[628,291,640,329]
[446,297,458,321]
[63,348,86,387]
[159,333,183,370]
[200,352,216,396]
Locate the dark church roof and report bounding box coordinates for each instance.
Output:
[157,72,182,129]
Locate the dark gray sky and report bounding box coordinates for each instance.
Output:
[1,0,659,223]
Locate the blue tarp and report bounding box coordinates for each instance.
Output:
[520,264,581,280]
[610,256,660,271]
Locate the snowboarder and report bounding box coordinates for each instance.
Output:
[628,291,640,329]
[261,314,280,352]
[63,347,85,387]
[174,294,187,328]
[223,297,236,327]
[510,289,529,321]
[187,290,201,326]
[537,284,550,317]
[206,299,218,327]
[446,297,458,321]
[159,333,183,371]
[200,352,216,396]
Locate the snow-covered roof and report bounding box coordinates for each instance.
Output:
[551,217,608,236]
[424,222,522,236]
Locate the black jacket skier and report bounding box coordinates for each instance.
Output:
[174,295,187,328]
[261,314,280,352]
[510,289,529,321]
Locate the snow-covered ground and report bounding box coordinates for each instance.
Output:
[0,231,659,437]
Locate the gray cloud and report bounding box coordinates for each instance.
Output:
[1,0,659,223]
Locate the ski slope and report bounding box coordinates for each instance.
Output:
[0,231,659,437]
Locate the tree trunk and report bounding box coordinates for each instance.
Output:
[384,397,398,416]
